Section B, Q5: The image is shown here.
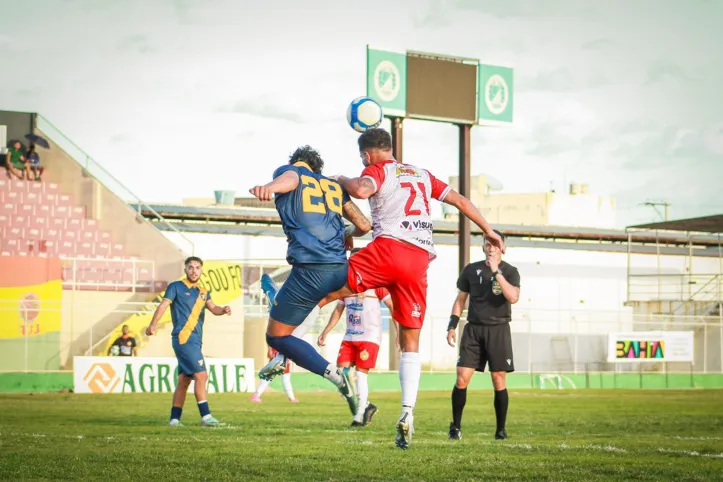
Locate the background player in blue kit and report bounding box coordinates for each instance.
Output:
[249,145,371,415]
[146,256,232,427]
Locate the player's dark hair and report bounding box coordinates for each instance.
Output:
[289,145,324,174]
[485,230,506,243]
[185,256,203,266]
[358,128,392,152]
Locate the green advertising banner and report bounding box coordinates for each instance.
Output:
[73,356,255,393]
[366,46,406,117]
[478,64,514,126]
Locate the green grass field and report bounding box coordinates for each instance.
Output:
[1,390,722,481]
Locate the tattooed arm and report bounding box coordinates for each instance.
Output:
[334,175,377,200]
[342,200,371,237]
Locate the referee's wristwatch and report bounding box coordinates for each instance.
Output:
[491,270,501,278]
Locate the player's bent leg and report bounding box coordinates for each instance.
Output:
[266,318,357,415]
[170,374,192,426]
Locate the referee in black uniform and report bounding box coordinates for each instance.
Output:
[446,230,520,440]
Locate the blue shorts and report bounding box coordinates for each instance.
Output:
[172,338,206,376]
[270,262,348,326]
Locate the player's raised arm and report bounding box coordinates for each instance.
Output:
[441,189,505,253]
[249,170,300,201]
[342,200,371,238]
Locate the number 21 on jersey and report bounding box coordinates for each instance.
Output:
[301,175,343,215]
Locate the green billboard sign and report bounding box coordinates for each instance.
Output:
[478,64,514,126]
[366,46,407,117]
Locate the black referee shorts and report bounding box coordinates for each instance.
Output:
[457,323,515,373]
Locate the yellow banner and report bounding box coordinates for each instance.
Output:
[101,260,243,355]
[0,280,63,339]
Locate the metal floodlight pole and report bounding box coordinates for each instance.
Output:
[458,124,472,273]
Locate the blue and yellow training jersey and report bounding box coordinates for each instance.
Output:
[163,278,212,345]
[273,162,351,265]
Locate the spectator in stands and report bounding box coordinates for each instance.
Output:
[108,325,138,356]
[26,144,44,181]
[5,141,28,180]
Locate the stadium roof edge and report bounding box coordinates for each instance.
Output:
[136,203,723,247]
[627,214,723,235]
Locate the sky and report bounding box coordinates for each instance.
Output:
[1,0,721,228]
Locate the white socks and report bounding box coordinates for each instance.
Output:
[282,373,295,400]
[399,352,421,416]
[323,363,343,387]
[255,379,270,396]
[354,371,369,422]
[293,305,320,339]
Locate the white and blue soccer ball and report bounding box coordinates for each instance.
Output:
[346,96,383,133]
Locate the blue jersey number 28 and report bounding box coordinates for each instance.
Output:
[300,175,343,215]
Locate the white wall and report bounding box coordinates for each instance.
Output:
[163,231,721,371]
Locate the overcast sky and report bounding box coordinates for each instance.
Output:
[1,0,721,228]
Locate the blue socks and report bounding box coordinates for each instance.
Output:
[198,400,211,418]
[267,334,330,377]
[170,406,182,421]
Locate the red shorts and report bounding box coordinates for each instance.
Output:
[337,340,380,370]
[269,348,291,374]
[347,237,430,328]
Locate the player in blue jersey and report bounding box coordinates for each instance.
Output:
[249,145,371,415]
[146,256,232,427]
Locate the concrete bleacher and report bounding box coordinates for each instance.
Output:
[0,178,165,292]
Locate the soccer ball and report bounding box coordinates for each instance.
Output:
[346,96,383,133]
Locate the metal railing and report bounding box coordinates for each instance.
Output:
[627,273,722,303]
[35,115,194,255]
[60,257,157,292]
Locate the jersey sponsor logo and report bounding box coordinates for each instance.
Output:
[396,166,420,177]
[414,237,433,246]
[411,303,421,318]
[349,314,362,326]
[476,269,482,275]
[347,302,364,311]
[400,220,433,231]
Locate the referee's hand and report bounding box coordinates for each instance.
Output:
[447,329,456,347]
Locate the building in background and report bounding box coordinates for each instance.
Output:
[444,175,616,229]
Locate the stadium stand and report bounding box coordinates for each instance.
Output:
[0,178,163,293]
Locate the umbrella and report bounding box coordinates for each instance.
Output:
[25,133,50,149]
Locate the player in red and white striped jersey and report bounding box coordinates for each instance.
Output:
[325,128,504,449]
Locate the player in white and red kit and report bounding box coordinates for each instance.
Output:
[323,128,504,449]
[318,249,399,426]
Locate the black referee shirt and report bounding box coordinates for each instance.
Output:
[456,260,521,325]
